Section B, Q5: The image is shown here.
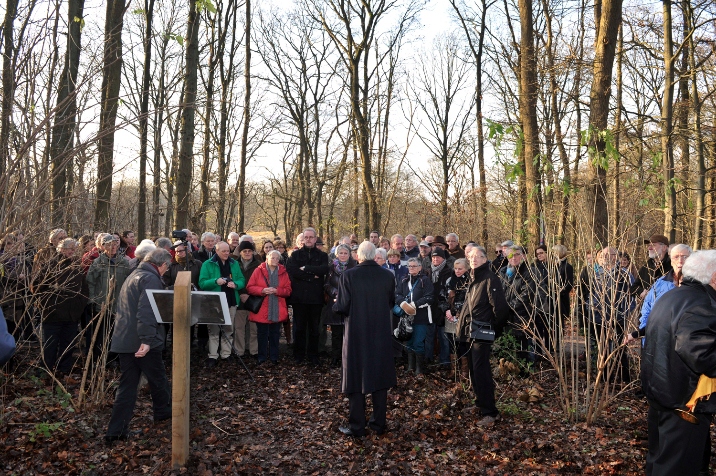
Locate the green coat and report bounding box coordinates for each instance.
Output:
[86,253,132,313]
[198,254,246,308]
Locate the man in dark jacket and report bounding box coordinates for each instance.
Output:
[105,249,172,443]
[498,245,535,368]
[456,245,509,426]
[286,227,329,365]
[632,234,672,298]
[192,232,217,263]
[641,250,716,476]
[236,241,261,357]
[333,242,396,437]
[427,248,453,369]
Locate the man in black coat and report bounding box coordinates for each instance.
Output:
[286,227,329,365]
[641,250,716,476]
[632,234,672,298]
[333,241,396,437]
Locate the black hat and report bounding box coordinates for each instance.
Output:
[430,236,448,247]
[431,248,447,259]
[239,241,255,252]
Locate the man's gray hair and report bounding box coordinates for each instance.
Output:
[96,233,113,247]
[134,239,156,261]
[357,241,376,262]
[406,234,418,241]
[391,233,404,243]
[670,243,692,257]
[266,249,282,260]
[407,257,422,267]
[144,248,172,267]
[335,243,351,255]
[56,238,77,252]
[468,245,487,258]
[155,237,173,250]
[49,228,67,244]
[303,227,317,236]
[446,232,459,242]
[201,232,216,242]
[239,234,253,243]
[375,248,387,260]
[228,232,240,240]
[682,250,716,285]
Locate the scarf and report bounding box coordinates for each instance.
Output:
[506,266,516,279]
[266,266,280,322]
[333,258,349,273]
[431,259,447,283]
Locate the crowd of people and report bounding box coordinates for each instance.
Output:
[1,225,715,474]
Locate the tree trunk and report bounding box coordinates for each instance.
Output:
[611,26,622,243]
[237,0,251,232]
[151,35,169,237]
[586,0,622,246]
[95,0,127,230]
[198,10,217,233]
[687,1,705,249]
[137,0,155,240]
[661,0,676,242]
[174,0,200,229]
[0,0,18,208]
[518,0,541,245]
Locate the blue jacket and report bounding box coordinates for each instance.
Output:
[0,307,15,364]
[639,270,676,332]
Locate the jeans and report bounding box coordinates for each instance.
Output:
[42,321,78,373]
[424,323,436,361]
[105,349,171,438]
[405,324,427,354]
[469,341,498,417]
[436,326,451,365]
[292,303,323,361]
[256,322,281,363]
[208,305,237,359]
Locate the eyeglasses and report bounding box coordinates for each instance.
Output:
[407,265,421,268]
[176,249,186,253]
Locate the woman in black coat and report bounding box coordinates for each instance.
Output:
[395,258,433,375]
[324,244,357,367]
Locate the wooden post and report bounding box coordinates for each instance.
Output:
[172,271,191,468]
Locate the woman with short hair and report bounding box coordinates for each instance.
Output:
[386,248,408,284]
[395,258,434,376]
[323,244,357,367]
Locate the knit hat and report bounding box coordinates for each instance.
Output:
[239,241,255,252]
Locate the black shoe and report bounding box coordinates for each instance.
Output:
[338,425,365,438]
[205,358,218,368]
[368,424,387,435]
[310,356,320,366]
[330,358,341,368]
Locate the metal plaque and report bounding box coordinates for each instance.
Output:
[146,290,231,326]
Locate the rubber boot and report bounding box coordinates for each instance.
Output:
[407,351,416,372]
[415,353,425,376]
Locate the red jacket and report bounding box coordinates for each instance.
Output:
[246,262,291,324]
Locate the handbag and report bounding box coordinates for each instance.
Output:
[243,269,271,313]
[471,321,495,343]
[394,315,414,341]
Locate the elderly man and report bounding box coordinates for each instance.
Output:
[456,246,509,426]
[334,242,396,437]
[390,234,405,255]
[404,235,420,259]
[445,233,465,259]
[641,250,716,476]
[105,249,173,443]
[235,241,261,358]
[32,228,68,277]
[193,232,217,262]
[198,241,245,367]
[286,227,329,365]
[626,244,692,345]
[498,245,535,370]
[227,232,241,254]
[419,240,432,270]
[633,234,672,299]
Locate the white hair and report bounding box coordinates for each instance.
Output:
[375,248,387,259]
[407,257,422,267]
[446,232,459,242]
[357,241,376,262]
[201,232,216,242]
[228,232,240,240]
[56,238,77,252]
[239,234,253,243]
[682,250,716,285]
[134,239,156,260]
[670,243,692,257]
[266,249,282,260]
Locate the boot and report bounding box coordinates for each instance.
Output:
[407,351,416,372]
[415,353,425,376]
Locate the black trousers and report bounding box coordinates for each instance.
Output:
[469,341,498,417]
[348,388,388,436]
[42,321,78,373]
[105,349,171,438]
[330,325,344,360]
[646,403,711,476]
[292,303,323,361]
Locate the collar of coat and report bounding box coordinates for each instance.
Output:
[208,254,235,266]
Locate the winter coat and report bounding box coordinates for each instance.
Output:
[430,264,453,327]
[32,255,88,323]
[499,261,536,335]
[163,255,202,289]
[632,254,672,297]
[588,266,631,326]
[395,274,434,326]
[402,247,420,260]
[641,278,716,414]
[0,249,30,317]
[324,258,358,326]
[491,254,507,274]
[81,248,100,274]
[555,258,574,320]
[333,260,397,394]
[285,246,329,305]
[237,255,262,295]
[455,262,509,342]
[192,245,215,263]
[386,261,408,285]
[0,308,15,364]
[110,262,167,353]
[86,253,132,313]
[448,246,465,259]
[531,261,553,319]
[198,255,245,307]
[246,263,291,324]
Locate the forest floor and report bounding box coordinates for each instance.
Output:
[0,335,705,475]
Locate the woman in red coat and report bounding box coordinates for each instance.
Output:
[247,250,292,364]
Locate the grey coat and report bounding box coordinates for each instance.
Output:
[110,262,166,353]
[86,253,132,313]
[333,260,397,394]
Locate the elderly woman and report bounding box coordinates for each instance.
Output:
[375,248,388,268]
[386,248,408,284]
[396,258,434,376]
[128,239,156,270]
[33,238,88,375]
[324,244,357,367]
[247,250,292,364]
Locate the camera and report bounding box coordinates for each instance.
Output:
[222,277,233,284]
[172,230,187,241]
